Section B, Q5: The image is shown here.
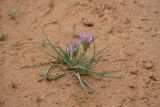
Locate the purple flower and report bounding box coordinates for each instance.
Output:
[80,32,93,51]
[67,40,80,58]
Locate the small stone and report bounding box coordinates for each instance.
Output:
[82,18,94,27]
[139,96,147,100]
[36,96,44,103]
[149,76,157,81]
[142,59,154,70]
[129,70,138,75]
[0,99,5,105]
[51,20,58,24]
[141,18,148,21]
[151,33,159,38]
[143,62,154,70]
[10,81,17,89]
[100,85,106,89]
[48,0,54,8]
[140,41,145,45]
[28,37,33,41]
[108,27,114,33]
[124,18,131,24]
[128,85,136,89]
[0,33,7,41]
[154,10,159,14]
[125,51,134,57]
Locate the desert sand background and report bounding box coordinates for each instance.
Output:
[0,0,160,107]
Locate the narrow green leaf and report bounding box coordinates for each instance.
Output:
[81,78,96,93]
[21,61,55,68]
[94,43,112,58]
[74,72,87,92]
[39,49,61,61]
[46,73,66,81]
[39,25,64,58]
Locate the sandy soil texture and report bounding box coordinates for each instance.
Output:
[0,0,160,107]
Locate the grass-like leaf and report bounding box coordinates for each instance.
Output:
[24,30,121,94]
[74,72,87,92]
[38,65,66,82]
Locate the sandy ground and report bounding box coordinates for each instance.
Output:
[0,0,160,107]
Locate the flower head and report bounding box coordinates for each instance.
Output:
[67,40,80,58]
[80,32,93,51]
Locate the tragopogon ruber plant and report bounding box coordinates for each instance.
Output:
[24,32,120,93]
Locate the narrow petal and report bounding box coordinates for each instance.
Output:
[88,33,93,44]
[80,32,85,42]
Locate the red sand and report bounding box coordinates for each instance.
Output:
[0,0,160,107]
